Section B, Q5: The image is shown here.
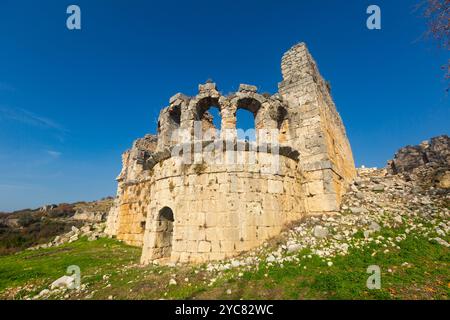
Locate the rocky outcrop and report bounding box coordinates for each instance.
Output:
[73,198,114,223]
[39,205,56,212]
[387,135,450,189]
[388,135,450,174]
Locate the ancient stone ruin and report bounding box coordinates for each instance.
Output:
[105,42,357,264]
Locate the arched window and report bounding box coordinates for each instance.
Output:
[200,106,221,140]
[169,105,181,126]
[195,97,222,140]
[235,96,261,142]
[207,107,222,130]
[236,108,256,141]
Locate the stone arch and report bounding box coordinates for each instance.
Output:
[232,93,266,117]
[194,96,221,120]
[251,98,288,145]
[229,93,267,142]
[191,95,224,140]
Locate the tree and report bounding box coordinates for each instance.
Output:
[421,0,449,87]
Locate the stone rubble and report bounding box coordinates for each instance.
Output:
[27,223,107,251]
[50,275,75,290]
[201,166,449,274]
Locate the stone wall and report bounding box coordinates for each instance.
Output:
[105,42,356,265]
[105,134,157,245]
[140,151,305,264]
[114,181,152,246]
[278,43,356,213]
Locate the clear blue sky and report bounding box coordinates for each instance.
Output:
[0,0,448,211]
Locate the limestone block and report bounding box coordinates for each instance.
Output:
[179,252,191,263]
[173,239,187,252]
[238,84,258,93]
[239,240,256,251]
[305,180,325,195]
[223,212,239,227]
[209,252,226,261]
[246,201,262,215]
[240,225,257,241]
[186,227,200,241]
[210,240,221,253]
[205,212,217,227]
[170,251,181,262]
[205,228,218,241]
[262,196,280,211]
[268,180,284,194]
[220,240,235,253]
[198,241,211,253]
[223,227,239,240]
[261,210,277,226]
[187,240,198,253]
[306,193,339,212]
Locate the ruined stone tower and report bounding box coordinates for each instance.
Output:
[105,42,356,264]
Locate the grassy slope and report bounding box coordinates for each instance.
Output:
[0,238,140,298]
[0,232,448,300]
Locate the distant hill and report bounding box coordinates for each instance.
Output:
[0,198,113,255]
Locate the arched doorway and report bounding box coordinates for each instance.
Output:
[156,206,174,258]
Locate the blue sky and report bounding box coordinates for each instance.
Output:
[0,0,448,212]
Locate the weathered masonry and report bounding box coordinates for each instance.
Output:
[105,42,356,264]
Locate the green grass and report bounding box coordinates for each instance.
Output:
[0,233,448,300]
[0,237,140,298]
[223,234,449,300]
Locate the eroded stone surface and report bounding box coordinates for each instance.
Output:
[388,135,450,174]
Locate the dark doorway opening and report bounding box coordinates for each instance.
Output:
[157,207,174,258]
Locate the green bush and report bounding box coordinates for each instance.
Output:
[17,213,39,227]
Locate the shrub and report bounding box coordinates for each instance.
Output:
[48,204,76,218]
[17,213,39,227]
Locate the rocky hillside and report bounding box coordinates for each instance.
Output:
[387,135,450,188]
[0,198,114,255]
